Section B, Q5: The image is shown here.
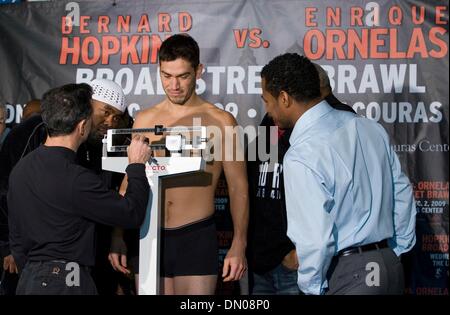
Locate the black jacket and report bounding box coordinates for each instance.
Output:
[247,114,294,274]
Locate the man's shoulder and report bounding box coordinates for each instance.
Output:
[67,158,102,188]
[134,103,165,125]
[137,103,164,116]
[9,145,43,176]
[7,115,44,139]
[352,115,391,143]
[309,107,356,138]
[203,103,237,126]
[288,137,327,158]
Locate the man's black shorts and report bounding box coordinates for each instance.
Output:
[161,216,219,278]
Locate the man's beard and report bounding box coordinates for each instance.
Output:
[87,126,104,143]
[167,95,189,105]
[166,83,196,105]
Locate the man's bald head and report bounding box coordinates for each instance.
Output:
[313,63,332,98]
[22,99,41,121]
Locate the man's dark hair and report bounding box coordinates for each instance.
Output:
[159,34,200,69]
[41,83,93,137]
[261,53,321,103]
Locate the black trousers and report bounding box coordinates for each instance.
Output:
[326,247,405,295]
[16,261,97,295]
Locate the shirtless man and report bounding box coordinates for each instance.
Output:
[109,34,248,295]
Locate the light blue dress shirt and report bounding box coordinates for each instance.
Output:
[284,100,416,295]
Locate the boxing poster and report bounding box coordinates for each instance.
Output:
[0,0,448,295]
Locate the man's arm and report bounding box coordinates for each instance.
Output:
[388,141,416,256]
[283,154,335,295]
[109,111,149,274]
[109,175,132,274]
[7,186,27,272]
[221,113,248,282]
[72,135,151,228]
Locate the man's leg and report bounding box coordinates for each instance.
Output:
[164,277,175,295]
[16,261,97,295]
[251,271,276,295]
[381,248,405,294]
[91,261,118,295]
[239,271,249,295]
[274,264,302,295]
[164,216,219,295]
[326,253,378,295]
[327,248,404,295]
[173,275,217,295]
[134,273,139,295]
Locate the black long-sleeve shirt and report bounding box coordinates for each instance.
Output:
[247,114,294,274]
[7,145,149,269]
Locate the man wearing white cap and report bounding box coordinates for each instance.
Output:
[78,78,129,169]
[88,78,128,141]
[79,78,134,295]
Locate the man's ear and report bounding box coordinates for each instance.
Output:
[195,64,204,79]
[279,91,291,108]
[78,119,88,137]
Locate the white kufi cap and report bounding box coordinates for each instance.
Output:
[89,79,126,113]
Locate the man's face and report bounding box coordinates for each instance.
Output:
[261,78,291,129]
[160,58,201,105]
[90,100,123,139]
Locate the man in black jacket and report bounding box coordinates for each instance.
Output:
[7,83,151,295]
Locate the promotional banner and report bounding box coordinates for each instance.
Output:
[0,0,448,295]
